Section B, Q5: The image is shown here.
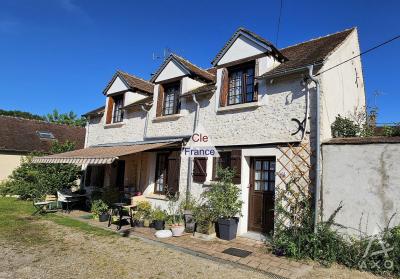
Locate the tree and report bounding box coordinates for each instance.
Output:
[0,109,44,121]
[0,141,82,199]
[45,109,86,127]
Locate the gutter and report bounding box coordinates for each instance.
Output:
[306,65,322,233]
[140,105,150,138]
[255,62,323,80]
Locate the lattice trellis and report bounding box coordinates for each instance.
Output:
[275,142,314,228]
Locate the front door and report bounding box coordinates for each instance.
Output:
[248,157,276,234]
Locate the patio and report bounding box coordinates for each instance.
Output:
[63,210,312,279]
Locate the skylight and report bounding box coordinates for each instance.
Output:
[37,131,55,140]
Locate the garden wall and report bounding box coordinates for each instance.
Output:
[321,137,400,236]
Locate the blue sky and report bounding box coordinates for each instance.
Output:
[0,0,399,123]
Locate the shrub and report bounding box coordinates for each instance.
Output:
[193,203,215,234]
[331,115,360,137]
[91,200,109,217]
[3,141,81,199]
[151,207,167,221]
[202,167,243,219]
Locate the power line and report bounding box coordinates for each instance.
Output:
[275,0,283,47]
[316,34,400,76]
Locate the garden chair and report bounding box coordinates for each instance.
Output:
[32,199,51,215]
[45,195,58,211]
[57,190,79,213]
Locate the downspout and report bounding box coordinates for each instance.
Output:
[140,105,150,139]
[186,94,200,202]
[307,65,321,233]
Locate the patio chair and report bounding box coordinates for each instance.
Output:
[57,190,79,213]
[45,195,58,211]
[32,199,51,215]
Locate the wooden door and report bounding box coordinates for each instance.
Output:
[248,157,276,234]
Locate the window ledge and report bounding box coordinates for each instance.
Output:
[145,193,168,201]
[104,122,126,128]
[217,102,260,113]
[152,114,182,122]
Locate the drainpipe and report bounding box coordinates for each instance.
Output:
[186,94,200,202]
[307,65,321,233]
[140,105,150,139]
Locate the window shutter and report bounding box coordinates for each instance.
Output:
[167,151,181,194]
[219,68,229,107]
[230,150,242,184]
[212,157,217,180]
[253,59,259,101]
[105,97,114,124]
[156,84,164,117]
[193,157,207,183]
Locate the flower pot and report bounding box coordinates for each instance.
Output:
[153,220,165,230]
[135,220,144,227]
[98,213,109,222]
[183,212,195,233]
[217,218,238,241]
[144,219,151,227]
[171,225,185,237]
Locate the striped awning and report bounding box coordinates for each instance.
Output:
[32,141,177,165]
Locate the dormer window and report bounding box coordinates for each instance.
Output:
[163,82,180,115]
[228,62,256,105]
[105,94,124,124]
[112,95,124,123]
[156,81,181,117]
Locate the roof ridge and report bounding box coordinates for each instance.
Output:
[0,115,85,129]
[171,53,215,76]
[117,70,154,85]
[279,27,356,51]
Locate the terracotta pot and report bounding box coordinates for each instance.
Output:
[171,225,185,237]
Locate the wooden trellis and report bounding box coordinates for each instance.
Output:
[275,142,314,228]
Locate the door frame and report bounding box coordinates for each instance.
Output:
[247,156,276,234]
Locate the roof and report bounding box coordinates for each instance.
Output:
[32,141,180,165]
[181,83,216,97]
[0,115,85,153]
[150,54,215,83]
[323,136,400,145]
[123,96,153,110]
[260,28,355,78]
[82,106,105,117]
[103,71,154,95]
[211,27,287,66]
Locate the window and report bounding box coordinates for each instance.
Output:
[254,158,275,192]
[218,152,231,169]
[37,131,55,140]
[228,62,256,105]
[155,153,168,194]
[163,82,180,115]
[112,95,124,123]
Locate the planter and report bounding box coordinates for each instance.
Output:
[170,225,185,237]
[183,211,195,233]
[217,218,238,241]
[153,220,165,230]
[135,220,144,227]
[98,213,109,222]
[144,219,151,227]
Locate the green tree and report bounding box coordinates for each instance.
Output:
[0,109,44,121]
[1,141,81,199]
[45,109,86,127]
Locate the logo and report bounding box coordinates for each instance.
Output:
[359,232,394,271]
[182,124,219,158]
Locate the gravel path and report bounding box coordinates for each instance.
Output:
[0,220,273,279]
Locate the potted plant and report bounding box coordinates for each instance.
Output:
[134,201,152,227]
[179,194,197,233]
[152,207,167,230]
[203,167,243,240]
[193,203,215,235]
[167,193,185,237]
[91,199,109,222]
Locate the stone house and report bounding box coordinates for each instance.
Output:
[36,27,366,236]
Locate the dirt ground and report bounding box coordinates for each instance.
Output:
[0,219,386,279]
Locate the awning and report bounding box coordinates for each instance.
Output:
[32,141,177,165]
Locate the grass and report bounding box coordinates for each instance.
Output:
[0,197,116,246]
